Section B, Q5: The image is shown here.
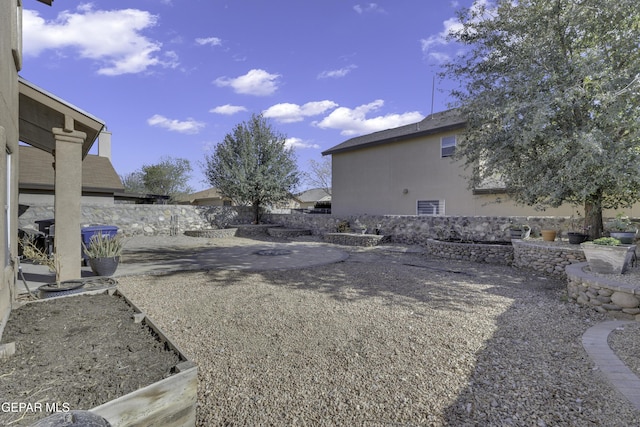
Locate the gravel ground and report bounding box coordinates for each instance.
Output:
[116,237,640,426]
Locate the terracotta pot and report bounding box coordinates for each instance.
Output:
[541,229,557,242]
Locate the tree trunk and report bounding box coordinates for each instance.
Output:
[584,190,604,239]
[252,201,261,224]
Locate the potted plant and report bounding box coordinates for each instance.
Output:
[82,233,126,277]
[581,237,637,274]
[541,229,557,242]
[567,211,589,244]
[605,213,637,244]
[19,236,85,298]
[509,224,531,239]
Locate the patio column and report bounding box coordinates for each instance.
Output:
[52,115,86,282]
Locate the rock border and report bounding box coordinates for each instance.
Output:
[184,228,237,238]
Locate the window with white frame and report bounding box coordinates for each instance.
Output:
[417,200,445,215]
[11,0,23,71]
[441,135,456,157]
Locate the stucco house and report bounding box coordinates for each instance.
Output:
[2,0,105,334]
[322,109,638,218]
[296,188,331,210]
[174,187,233,206]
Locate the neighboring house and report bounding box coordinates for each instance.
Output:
[174,188,233,206]
[2,0,105,335]
[296,188,331,210]
[19,143,124,205]
[322,109,584,217]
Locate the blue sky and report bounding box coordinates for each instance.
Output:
[20,0,477,192]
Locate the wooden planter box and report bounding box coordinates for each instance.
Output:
[2,289,197,427]
[90,290,198,427]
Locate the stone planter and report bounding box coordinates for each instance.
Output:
[581,243,637,274]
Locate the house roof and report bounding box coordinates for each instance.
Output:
[322,108,465,156]
[18,78,104,158]
[19,145,124,193]
[174,187,227,204]
[297,188,331,203]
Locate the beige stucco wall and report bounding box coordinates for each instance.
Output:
[1,0,21,334]
[330,130,640,218]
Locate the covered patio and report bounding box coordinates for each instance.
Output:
[18,77,104,281]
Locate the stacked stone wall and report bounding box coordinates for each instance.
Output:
[512,240,586,278]
[425,239,513,265]
[264,213,573,245]
[567,263,640,320]
[19,204,254,236]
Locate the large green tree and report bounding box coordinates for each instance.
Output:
[202,114,301,223]
[141,157,193,199]
[442,0,640,238]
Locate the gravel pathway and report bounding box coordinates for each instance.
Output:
[117,240,640,426]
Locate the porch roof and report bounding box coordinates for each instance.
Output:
[18,77,105,158]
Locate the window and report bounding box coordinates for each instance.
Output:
[441,135,456,157]
[417,200,444,216]
[11,0,23,71]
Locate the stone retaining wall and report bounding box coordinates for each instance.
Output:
[184,229,238,238]
[425,239,514,265]
[566,263,640,320]
[322,233,386,247]
[265,213,575,245]
[512,240,586,278]
[19,204,255,236]
[267,228,312,238]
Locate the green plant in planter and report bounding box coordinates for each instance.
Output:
[82,233,125,258]
[592,237,622,246]
[605,213,636,232]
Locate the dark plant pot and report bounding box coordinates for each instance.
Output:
[610,232,637,245]
[89,256,120,277]
[568,232,589,244]
[38,280,85,299]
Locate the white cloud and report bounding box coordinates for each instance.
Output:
[419,0,492,64]
[318,65,357,79]
[314,100,422,136]
[22,6,174,76]
[195,37,222,47]
[147,114,205,134]
[263,101,338,123]
[353,3,386,14]
[210,104,248,115]
[285,137,321,150]
[214,69,281,96]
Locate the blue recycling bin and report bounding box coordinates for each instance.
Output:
[81,225,119,263]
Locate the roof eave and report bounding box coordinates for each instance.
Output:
[322,121,466,156]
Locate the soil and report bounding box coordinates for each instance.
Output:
[0,292,181,426]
